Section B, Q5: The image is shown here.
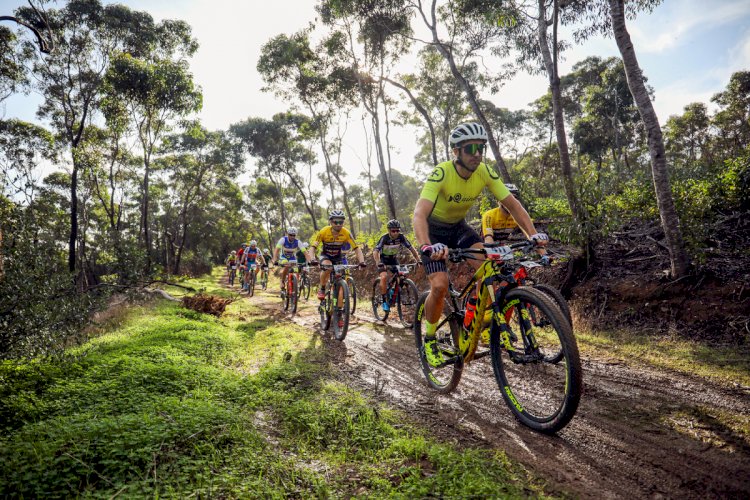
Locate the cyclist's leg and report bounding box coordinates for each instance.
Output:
[318,255,333,300]
[279,257,289,292]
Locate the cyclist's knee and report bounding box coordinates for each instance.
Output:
[428,273,449,296]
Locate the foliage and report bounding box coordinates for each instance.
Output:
[0,290,544,497]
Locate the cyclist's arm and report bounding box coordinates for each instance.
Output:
[413,198,434,247]
[354,246,366,265]
[500,195,546,251]
[272,247,280,263]
[481,210,496,244]
[372,248,381,263]
[257,253,266,266]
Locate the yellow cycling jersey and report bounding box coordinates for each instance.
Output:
[419,160,511,224]
[310,226,358,256]
[482,206,519,238]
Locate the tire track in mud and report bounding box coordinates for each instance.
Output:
[244,288,750,498]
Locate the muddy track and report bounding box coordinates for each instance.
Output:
[237,285,750,498]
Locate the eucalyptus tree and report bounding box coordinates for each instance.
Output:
[105,53,202,273]
[407,0,515,182]
[16,0,196,275]
[317,0,412,220]
[231,113,322,231]
[258,30,360,223]
[1,0,53,55]
[160,123,242,274]
[711,71,750,161]
[561,0,689,277]
[0,26,30,102]
[394,46,472,170]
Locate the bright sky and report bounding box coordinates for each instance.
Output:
[2,0,750,191]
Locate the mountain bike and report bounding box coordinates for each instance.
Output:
[414,242,582,434]
[297,264,312,301]
[462,245,573,364]
[371,263,420,328]
[280,262,300,314]
[313,263,361,341]
[246,263,257,297]
[260,265,269,290]
[228,265,237,286]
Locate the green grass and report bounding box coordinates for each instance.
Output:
[0,274,549,498]
[575,326,750,388]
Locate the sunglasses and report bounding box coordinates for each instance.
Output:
[331,219,345,225]
[461,143,486,155]
[389,229,400,233]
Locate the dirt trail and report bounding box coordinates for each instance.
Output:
[238,285,750,498]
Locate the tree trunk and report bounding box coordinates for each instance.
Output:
[69,161,78,273]
[384,77,438,165]
[537,0,587,237]
[609,0,691,278]
[426,0,511,182]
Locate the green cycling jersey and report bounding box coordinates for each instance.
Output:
[419,160,511,224]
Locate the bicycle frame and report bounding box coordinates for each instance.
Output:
[384,264,416,300]
[437,243,537,363]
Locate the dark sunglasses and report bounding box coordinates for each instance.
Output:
[331,219,345,225]
[461,143,486,155]
[389,229,400,233]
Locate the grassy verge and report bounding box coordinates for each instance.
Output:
[0,274,549,498]
[575,325,750,388]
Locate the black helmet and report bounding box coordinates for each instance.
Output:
[386,219,401,229]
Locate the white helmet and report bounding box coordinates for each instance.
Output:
[449,122,488,146]
[287,227,297,235]
[249,240,257,246]
[328,209,345,220]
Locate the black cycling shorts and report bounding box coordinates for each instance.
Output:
[421,218,482,275]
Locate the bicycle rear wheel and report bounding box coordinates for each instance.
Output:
[531,283,572,364]
[371,279,389,321]
[490,287,581,434]
[332,279,350,341]
[413,291,463,393]
[397,279,419,328]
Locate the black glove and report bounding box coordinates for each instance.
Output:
[377,263,385,270]
[359,262,367,269]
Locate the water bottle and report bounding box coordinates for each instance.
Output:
[463,297,477,329]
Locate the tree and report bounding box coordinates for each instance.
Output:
[160,123,242,274]
[105,53,202,273]
[607,0,690,277]
[408,0,514,182]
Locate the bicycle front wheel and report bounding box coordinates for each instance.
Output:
[319,286,332,331]
[248,272,256,297]
[397,279,419,328]
[303,276,311,300]
[290,274,299,314]
[332,279,350,341]
[413,291,463,393]
[371,279,389,321]
[490,287,581,434]
[260,270,268,290]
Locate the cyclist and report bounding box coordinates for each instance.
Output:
[373,219,421,312]
[273,227,302,298]
[482,183,522,243]
[413,122,548,367]
[241,240,265,291]
[225,252,237,283]
[296,241,309,272]
[308,210,366,313]
[236,243,247,288]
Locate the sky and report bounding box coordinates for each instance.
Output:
[2,0,750,191]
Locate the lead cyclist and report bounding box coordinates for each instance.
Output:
[412,122,548,367]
